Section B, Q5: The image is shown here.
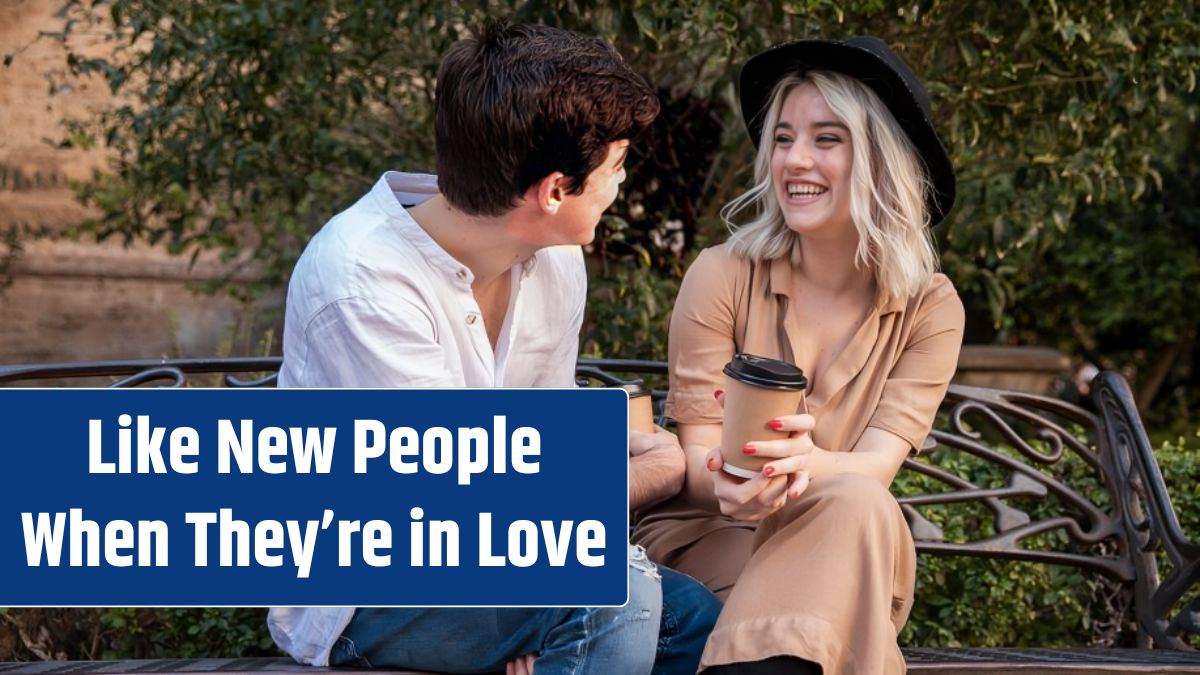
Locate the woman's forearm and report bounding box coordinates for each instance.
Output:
[806,427,911,488]
[682,444,721,512]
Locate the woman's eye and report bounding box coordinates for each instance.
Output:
[817,135,841,144]
[774,135,793,144]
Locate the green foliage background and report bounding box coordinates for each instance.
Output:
[30,0,1200,419]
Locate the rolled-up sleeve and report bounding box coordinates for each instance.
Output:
[291,294,456,388]
[666,248,742,424]
[867,276,965,451]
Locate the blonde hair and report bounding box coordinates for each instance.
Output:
[724,70,938,300]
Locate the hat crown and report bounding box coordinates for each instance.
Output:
[839,36,933,118]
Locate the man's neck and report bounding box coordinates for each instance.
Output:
[408,195,538,286]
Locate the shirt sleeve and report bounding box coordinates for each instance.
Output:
[289,294,456,388]
[866,275,965,451]
[665,247,742,424]
[531,247,587,388]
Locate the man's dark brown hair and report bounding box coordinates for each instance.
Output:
[435,22,659,216]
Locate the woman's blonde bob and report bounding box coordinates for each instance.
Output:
[723,70,938,301]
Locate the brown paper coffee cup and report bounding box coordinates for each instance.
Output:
[623,382,655,434]
[720,354,808,479]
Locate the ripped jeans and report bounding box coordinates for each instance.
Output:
[329,544,715,675]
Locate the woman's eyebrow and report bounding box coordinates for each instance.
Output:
[813,120,849,131]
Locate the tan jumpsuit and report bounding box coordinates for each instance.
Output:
[632,244,964,674]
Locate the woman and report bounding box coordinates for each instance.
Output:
[632,37,965,674]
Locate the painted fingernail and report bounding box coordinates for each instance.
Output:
[742,444,756,455]
[763,466,775,477]
[713,389,724,399]
[706,457,716,470]
[768,419,784,430]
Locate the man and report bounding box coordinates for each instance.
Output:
[268,22,718,675]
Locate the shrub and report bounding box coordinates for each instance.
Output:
[896,428,1199,648]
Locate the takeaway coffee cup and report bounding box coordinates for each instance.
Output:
[623,381,655,434]
[720,353,808,479]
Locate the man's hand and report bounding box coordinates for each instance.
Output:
[629,425,686,510]
[506,653,536,675]
[629,425,681,457]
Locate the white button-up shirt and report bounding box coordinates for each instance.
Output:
[268,171,587,665]
[278,171,586,390]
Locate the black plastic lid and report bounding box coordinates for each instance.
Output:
[621,380,651,398]
[723,353,808,391]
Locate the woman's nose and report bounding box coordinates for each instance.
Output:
[785,144,814,170]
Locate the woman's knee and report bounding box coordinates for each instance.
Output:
[813,472,896,519]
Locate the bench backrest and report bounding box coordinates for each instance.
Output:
[2,356,1196,650]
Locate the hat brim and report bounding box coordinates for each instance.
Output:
[739,40,956,225]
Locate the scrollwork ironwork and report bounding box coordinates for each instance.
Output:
[0,358,1194,650]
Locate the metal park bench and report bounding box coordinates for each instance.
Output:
[1,357,1197,674]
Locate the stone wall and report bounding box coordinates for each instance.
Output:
[0,0,278,368]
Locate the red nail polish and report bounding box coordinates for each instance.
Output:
[763,466,775,477]
[706,457,716,470]
[742,444,756,455]
[768,419,783,430]
[713,389,724,399]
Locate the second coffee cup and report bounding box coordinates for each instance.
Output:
[720,353,808,479]
[623,381,655,434]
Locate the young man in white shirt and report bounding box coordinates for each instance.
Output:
[269,22,718,675]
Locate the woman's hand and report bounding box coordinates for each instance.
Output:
[702,392,817,521]
[704,445,811,521]
[747,412,818,479]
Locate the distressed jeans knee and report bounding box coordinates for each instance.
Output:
[630,543,662,581]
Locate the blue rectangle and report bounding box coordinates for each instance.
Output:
[0,388,629,607]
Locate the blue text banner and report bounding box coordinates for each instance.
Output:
[0,388,629,607]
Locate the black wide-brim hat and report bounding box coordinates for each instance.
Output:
[739,36,956,226]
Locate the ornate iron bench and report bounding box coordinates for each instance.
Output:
[1,357,1197,674]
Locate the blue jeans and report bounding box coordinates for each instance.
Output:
[329,546,718,674]
[654,566,721,675]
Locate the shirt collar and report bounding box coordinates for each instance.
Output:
[370,171,539,284]
[767,255,906,316]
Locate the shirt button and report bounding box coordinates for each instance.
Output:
[466,313,478,325]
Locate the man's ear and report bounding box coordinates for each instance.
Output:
[533,172,567,215]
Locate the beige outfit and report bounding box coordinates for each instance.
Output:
[632,244,964,674]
